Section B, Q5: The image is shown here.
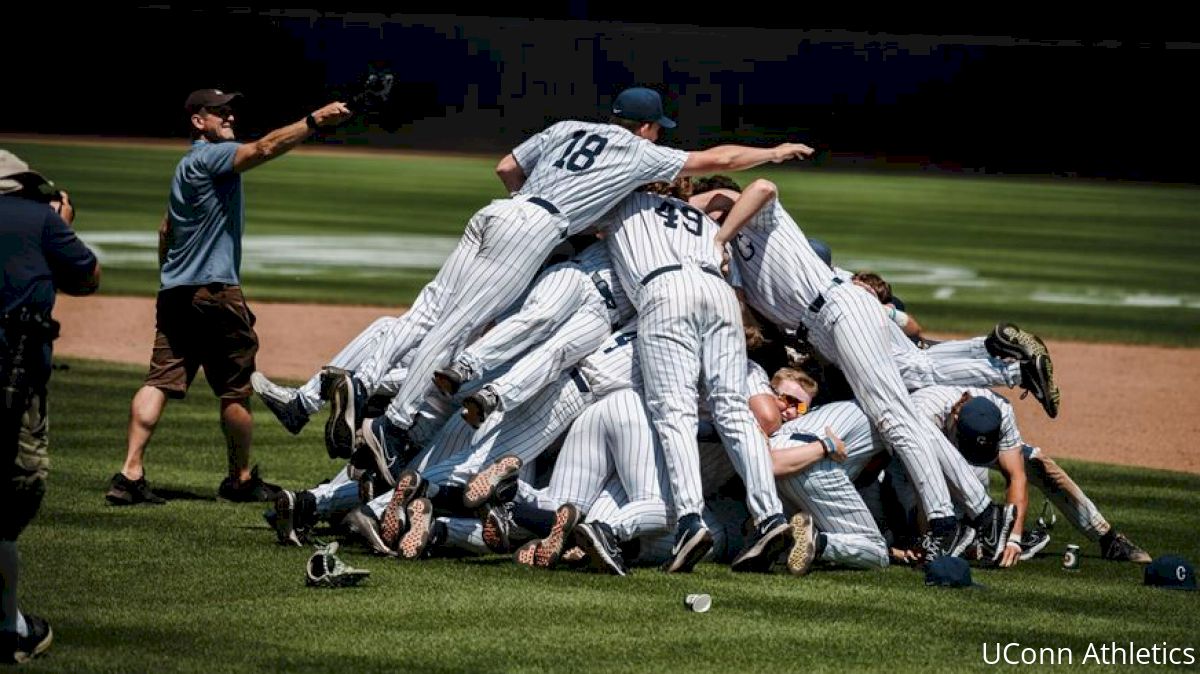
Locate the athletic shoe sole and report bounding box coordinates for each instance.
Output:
[398,498,434,560]
[481,505,511,554]
[463,455,522,510]
[575,523,627,577]
[380,470,424,549]
[274,490,303,546]
[322,367,357,460]
[785,513,817,576]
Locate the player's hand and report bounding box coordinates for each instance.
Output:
[51,190,75,225]
[772,142,815,163]
[890,547,920,566]
[715,241,731,277]
[824,426,848,463]
[313,102,353,127]
[999,540,1022,568]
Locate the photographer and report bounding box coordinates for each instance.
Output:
[1,149,100,663]
[105,89,351,506]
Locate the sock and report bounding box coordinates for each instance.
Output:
[15,613,26,639]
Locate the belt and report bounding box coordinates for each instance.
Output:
[807,277,844,313]
[570,367,591,393]
[590,272,618,311]
[526,196,560,215]
[640,264,723,286]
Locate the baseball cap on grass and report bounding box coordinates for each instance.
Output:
[1143,555,1196,591]
[185,88,242,113]
[612,87,676,129]
[0,149,51,196]
[925,556,985,589]
[955,397,1002,466]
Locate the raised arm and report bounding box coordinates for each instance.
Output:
[679,142,813,177]
[713,179,777,248]
[496,153,527,194]
[233,102,352,173]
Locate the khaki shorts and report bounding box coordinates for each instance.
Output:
[4,389,48,540]
[143,284,259,400]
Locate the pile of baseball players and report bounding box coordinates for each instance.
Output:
[252,87,1151,577]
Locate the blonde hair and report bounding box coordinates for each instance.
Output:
[771,367,819,399]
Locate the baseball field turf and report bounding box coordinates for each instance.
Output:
[5,139,1199,346]
[22,359,1200,673]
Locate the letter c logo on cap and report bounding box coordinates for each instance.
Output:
[1178,566,1188,581]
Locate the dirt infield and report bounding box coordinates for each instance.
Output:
[53,294,1200,474]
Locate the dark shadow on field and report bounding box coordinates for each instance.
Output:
[152,488,214,502]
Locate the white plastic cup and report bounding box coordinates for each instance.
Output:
[684,593,712,613]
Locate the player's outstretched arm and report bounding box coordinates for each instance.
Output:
[233,102,352,173]
[679,142,813,177]
[996,447,1029,567]
[714,179,777,249]
[496,154,526,194]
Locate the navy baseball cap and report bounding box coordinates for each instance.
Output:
[925,557,984,589]
[613,87,676,129]
[807,238,833,267]
[955,397,1002,466]
[1144,555,1196,591]
[185,88,242,113]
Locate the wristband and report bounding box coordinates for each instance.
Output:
[821,436,837,457]
[1005,540,1022,550]
[306,113,319,131]
[1007,533,1021,545]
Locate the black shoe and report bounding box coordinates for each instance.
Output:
[433,362,471,396]
[1019,354,1061,419]
[462,387,500,429]
[731,513,792,573]
[575,521,628,576]
[105,472,166,506]
[218,466,282,503]
[972,504,1017,564]
[481,502,516,554]
[322,366,366,459]
[5,614,53,664]
[661,513,713,574]
[923,517,976,562]
[1019,528,1052,561]
[273,490,318,546]
[342,505,395,556]
[1100,530,1152,564]
[985,322,1047,362]
[356,417,410,488]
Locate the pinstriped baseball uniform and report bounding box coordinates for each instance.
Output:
[373,121,686,431]
[913,386,1111,541]
[602,191,783,526]
[519,388,672,543]
[771,407,889,569]
[307,466,363,522]
[460,243,634,410]
[730,197,957,521]
[694,360,777,495]
[889,326,1020,391]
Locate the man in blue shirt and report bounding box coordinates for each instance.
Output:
[106,89,351,505]
[1,149,100,663]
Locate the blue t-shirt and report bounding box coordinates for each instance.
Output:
[1,196,97,315]
[160,140,244,289]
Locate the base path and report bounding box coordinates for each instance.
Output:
[53,295,1200,474]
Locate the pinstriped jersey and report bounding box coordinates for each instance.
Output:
[512,121,687,236]
[577,320,641,397]
[911,386,1023,452]
[771,402,878,481]
[572,241,635,326]
[600,192,726,299]
[730,198,839,329]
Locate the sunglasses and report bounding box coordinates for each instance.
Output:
[772,387,809,415]
[202,106,235,120]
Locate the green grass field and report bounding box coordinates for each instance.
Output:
[18,359,1200,673]
[4,139,1199,346]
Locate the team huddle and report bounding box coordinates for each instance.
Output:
[244,87,1149,578]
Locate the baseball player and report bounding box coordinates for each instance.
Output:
[910,385,1151,567]
[598,183,790,574]
[330,87,814,469]
[691,177,1016,561]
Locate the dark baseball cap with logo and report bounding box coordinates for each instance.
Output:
[955,397,1002,466]
[612,87,676,129]
[1144,555,1196,591]
[185,88,242,113]
[925,557,985,589]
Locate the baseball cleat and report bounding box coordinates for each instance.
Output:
[973,503,1017,564]
[985,322,1049,362]
[462,387,500,429]
[1100,530,1152,564]
[251,372,309,435]
[513,504,581,569]
[661,514,713,574]
[322,367,365,460]
[433,362,471,396]
[923,520,976,562]
[785,512,817,576]
[342,505,396,556]
[356,417,410,488]
[273,490,304,546]
[379,470,425,550]
[397,498,435,560]
[1020,354,1061,419]
[481,502,516,554]
[463,454,522,510]
[732,512,792,573]
[574,521,629,576]
[9,613,52,664]
[1019,528,1051,561]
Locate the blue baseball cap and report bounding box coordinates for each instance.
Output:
[1144,555,1196,591]
[807,238,833,268]
[955,397,1002,466]
[925,556,984,589]
[612,87,676,129]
